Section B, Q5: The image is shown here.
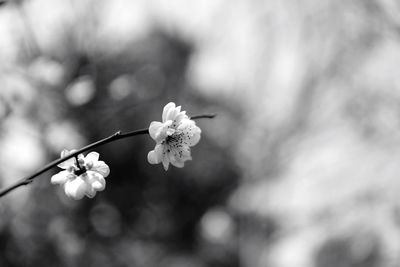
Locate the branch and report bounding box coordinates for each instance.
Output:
[0,114,215,198]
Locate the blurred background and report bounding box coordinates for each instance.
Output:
[1,0,400,266]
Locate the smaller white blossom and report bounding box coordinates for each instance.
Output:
[51,149,110,200]
[147,102,201,170]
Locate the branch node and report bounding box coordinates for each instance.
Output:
[23,180,33,186]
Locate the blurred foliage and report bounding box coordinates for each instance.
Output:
[0,1,239,267]
[2,0,400,267]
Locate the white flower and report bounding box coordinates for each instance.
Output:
[147,102,201,170]
[51,149,110,200]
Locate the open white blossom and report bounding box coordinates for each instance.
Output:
[51,149,110,200]
[147,102,201,170]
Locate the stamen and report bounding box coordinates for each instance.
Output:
[74,155,87,176]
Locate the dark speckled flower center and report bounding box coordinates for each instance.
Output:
[165,131,188,148]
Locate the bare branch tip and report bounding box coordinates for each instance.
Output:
[190,113,217,120]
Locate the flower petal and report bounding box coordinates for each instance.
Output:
[51,170,74,184]
[92,161,110,177]
[148,144,164,165]
[147,150,158,164]
[92,179,105,191]
[162,102,176,122]
[57,157,77,169]
[170,159,185,168]
[169,152,185,168]
[169,145,191,168]
[149,121,164,141]
[57,149,82,169]
[86,191,96,198]
[172,111,188,127]
[85,187,97,198]
[60,149,76,158]
[178,119,201,146]
[178,145,192,161]
[165,107,178,122]
[64,177,87,200]
[87,171,106,190]
[162,157,170,171]
[85,152,99,164]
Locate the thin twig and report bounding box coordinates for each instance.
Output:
[0,114,215,197]
[190,114,216,120]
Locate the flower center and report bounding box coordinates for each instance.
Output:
[74,156,88,176]
[74,166,87,176]
[165,132,185,148]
